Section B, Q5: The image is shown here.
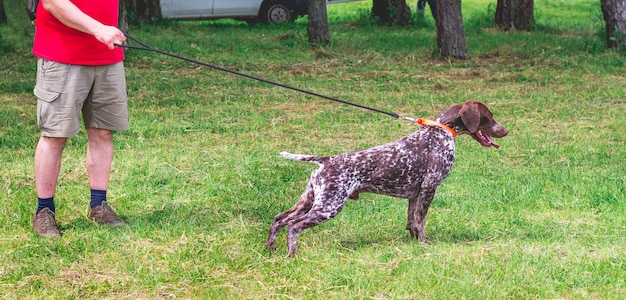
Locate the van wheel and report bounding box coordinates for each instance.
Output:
[259,0,295,24]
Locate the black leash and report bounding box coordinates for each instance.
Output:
[116,33,419,123]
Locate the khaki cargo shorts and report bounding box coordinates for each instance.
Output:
[34,59,128,137]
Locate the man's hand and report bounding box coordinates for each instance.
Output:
[94,25,126,50]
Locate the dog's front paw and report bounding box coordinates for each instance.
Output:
[406,227,429,244]
[406,226,419,238]
[264,243,277,252]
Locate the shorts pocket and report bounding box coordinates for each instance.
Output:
[34,59,78,136]
[34,85,60,103]
[34,59,64,131]
[35,84,62,133]
[35,59,70,94]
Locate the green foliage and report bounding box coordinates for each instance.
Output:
[609,25,626,52]
[0,32,15,53]
[1,0,625,298]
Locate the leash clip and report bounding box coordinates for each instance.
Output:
[399,115,418,123]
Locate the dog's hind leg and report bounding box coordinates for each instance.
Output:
[265,184,314,251]
[285,193,347,257]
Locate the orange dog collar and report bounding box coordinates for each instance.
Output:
[416,118,457,138]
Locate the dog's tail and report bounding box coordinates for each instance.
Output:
[280,152,326,165]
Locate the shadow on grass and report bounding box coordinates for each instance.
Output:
[61,218,99,232]
[336,228,486,252]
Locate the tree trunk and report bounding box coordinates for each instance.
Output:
[118,0,129,52]
[308,0,330,45]
[600,0,626,48]
[371,0,411,26]
[436,0,468,59]
[127,0,161,23]
[0,0,7,24]
[495,0,534,31]
[119,0,128,33]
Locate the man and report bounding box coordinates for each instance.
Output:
[32,0,128,237]
[417,0,437,22]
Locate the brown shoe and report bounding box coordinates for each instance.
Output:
[89,201,125,227]
[32,208,60,238]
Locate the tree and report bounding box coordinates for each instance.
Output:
[119,0,128,34]
[600,0,626,48]
[0,0,7,24]
[308,0,330,45]
[436,0,468,59]
[127,0,160,23]
[371,0,411,26]
[495,0,534,31]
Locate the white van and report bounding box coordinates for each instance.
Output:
[160,0,360,24]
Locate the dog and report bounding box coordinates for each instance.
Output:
[265,100,508,256]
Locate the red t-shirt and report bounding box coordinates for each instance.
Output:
[32,0,124,65]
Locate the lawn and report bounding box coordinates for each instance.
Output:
[1,0,625,299]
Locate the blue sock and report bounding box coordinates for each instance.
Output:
[37,197,55,213]
[90,189,107,208]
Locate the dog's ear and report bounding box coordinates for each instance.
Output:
[459,101,481,133]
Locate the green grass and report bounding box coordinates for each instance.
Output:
[1,0,625,298]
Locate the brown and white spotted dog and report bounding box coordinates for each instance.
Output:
[265,100,508,256]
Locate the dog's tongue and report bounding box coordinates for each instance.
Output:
[478,130,500,148]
